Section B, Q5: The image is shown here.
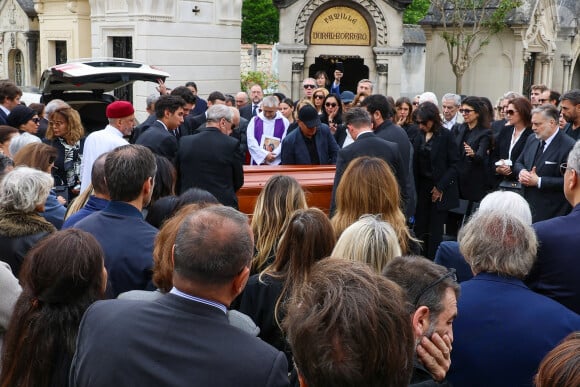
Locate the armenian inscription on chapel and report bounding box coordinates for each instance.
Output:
[310,6,370,46]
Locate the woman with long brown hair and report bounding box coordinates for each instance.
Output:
[331,156,419,254]
[0,229,107,387]
[234,208,336,370]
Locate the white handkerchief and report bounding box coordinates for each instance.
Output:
[544,161,557,165]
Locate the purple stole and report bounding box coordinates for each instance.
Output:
[253,117,285,144]
[252,117,286,165]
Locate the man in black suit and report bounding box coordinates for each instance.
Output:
[361,94,415,217]
[176,104,244,208]
[514,104,575,222]
[135,95,185,162]
[330,107,409,214]
[183,91,226,135]
[240,84,263,121]
[70,206,289,387]
[169,86,197,139]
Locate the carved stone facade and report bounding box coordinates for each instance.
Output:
[0,0,40,86]
[275,0,421,99]
[34,0,92,74]
[86,0,243,121]
[0,0,242,120]
[421,0,579,102]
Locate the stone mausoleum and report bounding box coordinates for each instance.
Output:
[273,0,425,100]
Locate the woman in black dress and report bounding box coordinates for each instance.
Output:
[413,102,459,259]
[452,96,493,209]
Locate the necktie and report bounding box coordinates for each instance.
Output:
[533,140,545,167]
[251,105,258,117]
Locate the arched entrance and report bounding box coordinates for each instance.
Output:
[276,0,407,99]
[8,49,24,86]
[308,56,369,93]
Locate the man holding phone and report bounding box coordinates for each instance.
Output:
[330,62,344,95]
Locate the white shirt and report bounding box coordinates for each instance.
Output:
[246,111,289,165]
[80,125,128,192]
[442,112,463,130]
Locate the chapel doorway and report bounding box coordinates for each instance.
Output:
[309,56,369,94]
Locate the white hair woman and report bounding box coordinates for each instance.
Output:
[449,210,580,386]
[0,166,56,277]
[332,214,402,273]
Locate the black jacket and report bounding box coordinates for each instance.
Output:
[513,130,575,222]
[490,125,532,186]
[413,128,459,211]
[176,127,244,209]
[135,120,179,162]
[452,124,492,202]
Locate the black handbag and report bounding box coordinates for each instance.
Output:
[498,180,522,194]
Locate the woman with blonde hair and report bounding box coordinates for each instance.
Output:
[332,214,402,273]
[250,175,307,274]
[44,106,85,200]
[331,156,418,254]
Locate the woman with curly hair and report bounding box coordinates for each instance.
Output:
[44,106,85,200]
[331,156,419,254]
[0,229,107,387]
[250,175,307,274]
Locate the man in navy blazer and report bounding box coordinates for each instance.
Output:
[136,95,185,162]
[526,141,580,314]
[281,105,339,165]
[330,107,409,215]
[74,145,158,297]
[70,206,289,387]
[0,81,22,125]
[514,104,575,222]
[449,210,580,387]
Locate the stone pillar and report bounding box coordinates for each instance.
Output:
[376,63,388,95]
[291,61,304,101]
[538,54,553,86]
[561,55,573,92]
[373,47,404,97]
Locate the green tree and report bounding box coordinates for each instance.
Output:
[242,0,279,44]
[430,0,522,93]
[403,0,430,24]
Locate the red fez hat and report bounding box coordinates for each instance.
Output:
[106,101,135,119]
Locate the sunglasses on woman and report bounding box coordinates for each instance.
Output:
[325,102,337,108]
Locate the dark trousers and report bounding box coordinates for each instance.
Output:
[414,178,448,259]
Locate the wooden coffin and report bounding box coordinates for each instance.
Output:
[238,165,336,216]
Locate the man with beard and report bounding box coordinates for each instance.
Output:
[383,256,459,386]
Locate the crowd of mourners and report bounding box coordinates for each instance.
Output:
[0,72,579,387]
